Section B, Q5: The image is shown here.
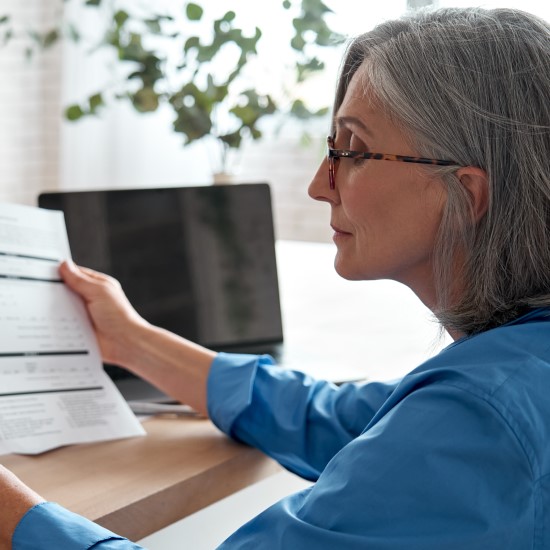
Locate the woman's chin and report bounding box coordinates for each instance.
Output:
[333,255,365,281]
[333,253,389,282]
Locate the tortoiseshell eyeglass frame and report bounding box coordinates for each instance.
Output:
[327,136,460,190]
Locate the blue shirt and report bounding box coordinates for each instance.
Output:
[12,308,550,549]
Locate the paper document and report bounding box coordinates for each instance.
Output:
[0,202,145,455]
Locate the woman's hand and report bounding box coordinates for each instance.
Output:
[59,261,149,368]
[0,465,44,550]
[59,261,216,415]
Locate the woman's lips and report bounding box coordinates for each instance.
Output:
[331,224,352,240]
[331,224,352,235]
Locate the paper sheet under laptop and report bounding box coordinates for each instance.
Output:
[0,203,144,455]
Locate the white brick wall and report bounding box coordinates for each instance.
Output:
[0,0,62,206]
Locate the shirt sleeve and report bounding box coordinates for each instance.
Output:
[13,502,143,550]
[218,383,534,549]
[207,352,401,480]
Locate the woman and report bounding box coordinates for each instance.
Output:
[2,6,550,549]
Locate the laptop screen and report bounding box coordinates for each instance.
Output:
[38,184,283,352]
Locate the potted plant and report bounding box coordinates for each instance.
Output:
[1,0,343,181]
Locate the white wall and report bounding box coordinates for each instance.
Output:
[0,0,62,205]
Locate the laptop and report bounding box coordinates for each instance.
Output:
[38,183,283,402]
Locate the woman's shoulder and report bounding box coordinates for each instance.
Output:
[382,308,550,478]
[407,306,550,395]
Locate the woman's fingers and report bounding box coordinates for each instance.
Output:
[78,265,119,284]
[59,260,97,290]
[59,261,118,298]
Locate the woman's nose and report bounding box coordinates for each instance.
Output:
[308,157,339,205]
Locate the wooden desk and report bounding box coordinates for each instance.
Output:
[3,417,280,541]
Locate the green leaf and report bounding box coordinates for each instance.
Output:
[226,56,246,85]
[186,3,203,21]
[282,0,292,9]
[104,28,120,47]
[65,105,85,121]
[290,0,344,52]
[314,26,339,46]
[67,23,80,42]
[2,28,13,45]
[290,99,329,120]
[230,105,257,126]
[118,33,146,62]
[88,93,104,113]
[195,44,217,63]
[292,17,307,32]
[290,99,312,119]
[296,57,324,82]
[172,105,212,142]
[183,36,200,52]
[85,0,102,5]
[131,88,160,113]
[145,19,162,34]
[301,0,332,16]
[230,90,276,133]
[142,55,164,86]
[222,11,236,22]
[0,15,10,25]
[28,28,60,49]
[42,29,59,48]
[219,130,242,149]
[290,34,306,50]
[114,10,129,28]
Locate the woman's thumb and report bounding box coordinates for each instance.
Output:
[59,260,93,294]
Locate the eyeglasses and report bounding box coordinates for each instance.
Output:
[327,136,460,190]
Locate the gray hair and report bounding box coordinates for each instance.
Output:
[334,7,550,335]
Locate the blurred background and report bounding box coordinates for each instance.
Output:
[2,0,547,245]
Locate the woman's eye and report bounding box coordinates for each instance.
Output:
[333,134,350,149]
[350,135,367,152]
[349,135,369,164]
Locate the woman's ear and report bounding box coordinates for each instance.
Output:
[455,166,489,222]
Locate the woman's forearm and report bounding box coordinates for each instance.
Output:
[0,466,44,550]
[118,323,217,417]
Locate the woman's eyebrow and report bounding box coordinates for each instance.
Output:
[335,116,376,138]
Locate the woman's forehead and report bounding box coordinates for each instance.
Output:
[337,69,382,119]
[335,74,390,134]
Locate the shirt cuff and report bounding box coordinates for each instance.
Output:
[207,352,275,435]
[13,502,141,550]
